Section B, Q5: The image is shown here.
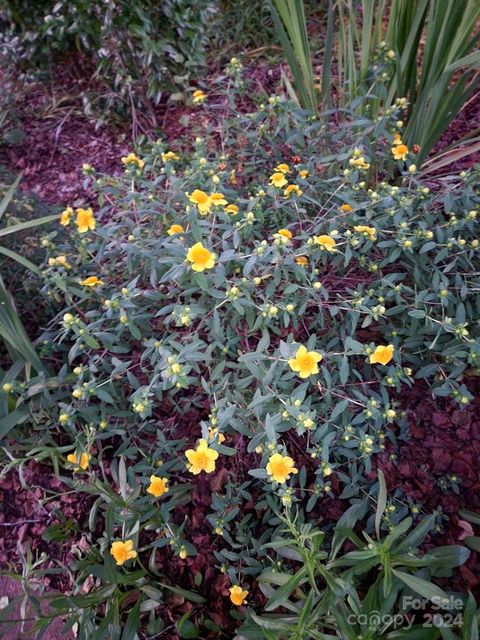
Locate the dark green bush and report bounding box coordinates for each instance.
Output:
[0,0,217,118]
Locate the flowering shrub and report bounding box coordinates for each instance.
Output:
[0,0,216,117]
[4,98,480,635]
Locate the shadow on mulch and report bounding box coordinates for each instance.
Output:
[0,53,281,206]
[379,377,480,596]
[0,577,74,640]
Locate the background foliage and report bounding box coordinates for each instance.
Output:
[272,0,480,166]
[0,0,217,117]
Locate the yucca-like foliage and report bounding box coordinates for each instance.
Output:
[0,175,56,377]
[272,0,480,166]
[271,0,319,113]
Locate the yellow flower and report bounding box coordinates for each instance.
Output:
[121,153,144,169]
[75,207,96,233]
[299,169,309,179]
[167,224,185,236]
[269,172,288,188]
[60,207,73,226]
[340,203,353,213]
[392,144,408,161]
[48,255,71,269]
[393,133,402,144]
[313,235,336,251]
[266,452,298,483]
[56,255,70,267]
[161,151,179,162]
[284,184,303,198]
[208,426,226,443]
[275,163,290,174]
[147,475,169,498]
[110,540,137,566]
[79,276,103,287]
[210,193,228,206]
[224,204,239,215]
[354,225,377,241]
[188,189,212,214]
[229,585,249,606]
[350,157,370,170]
[369,344,394,365]
[185,438,219,474]
[186,242,215,272]
[192,89,207,104]
[277,228,292,240]
[67,452,90,470]
[288,345,323,378]
[295,256,308,267]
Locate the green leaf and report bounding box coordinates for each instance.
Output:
[396,514,436,553]
[339,355,349,384]
[459,510,480,526]
[0,406,30,439]
[121,595,141,640]
[0,246,42,276]
[264,567,307,611]
[0,174,22,221]
[0,213,59,237]
[375,469,387,540]
[157,582,206,605]
[177,612,199,639]
[392,569,450,604]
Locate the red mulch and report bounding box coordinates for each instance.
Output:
[0,463,93,590]
[2,378,480,631]
[379,377,480,595]
[0,54,281,206]
[1,57,131,204]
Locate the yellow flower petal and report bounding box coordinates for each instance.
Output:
[369,344,394,365]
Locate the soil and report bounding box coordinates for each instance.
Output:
[0,577,74,640]
[0,54,281,206]
[381,378,480,595]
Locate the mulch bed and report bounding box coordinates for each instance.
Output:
[382,378,480,595]
[430,90,480,175]
[0,53,281,206]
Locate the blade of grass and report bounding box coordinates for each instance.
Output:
[0,174,22,222]
[0,275,47,373]
[0,213,59,238]
[270,0,317,113]
[0,247,42,276]
[321,0,335,107]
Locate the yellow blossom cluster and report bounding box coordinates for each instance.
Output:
[391,133,409,161]
[268,163,304,197]
[121,152,145,169]
[61,206,96,233]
